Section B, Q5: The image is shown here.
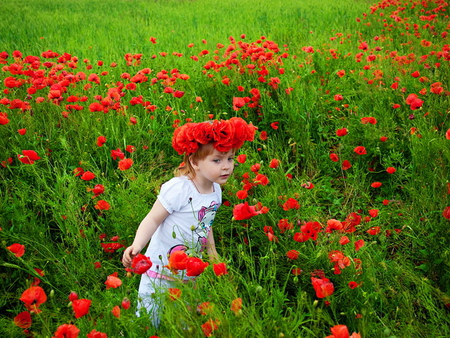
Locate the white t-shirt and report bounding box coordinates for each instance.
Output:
[144,175,222,279]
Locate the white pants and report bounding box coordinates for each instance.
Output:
[136,273,177,328]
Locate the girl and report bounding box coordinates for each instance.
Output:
[122,117,255,327]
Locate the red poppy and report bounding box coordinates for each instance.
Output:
[334,94,344,101]
[342,160,352,170]
[270,122,279,130]
[130,254,152,274]
[392,103,401,109]
[7,243,25,257]
[230,298,242,314]
[282,198,300,211]
[353,146,366,155]
[380,136,388,142]
[0,112,10,125]
[236,190,248,199]
[96,136,106,147]
[386,167,396,174]
[18,150,41,164]
[259,130,268,141]
[213,262,228,277]
[20,286,47,313]
[186,257,209,276]
[311,277,334,298]
[18,128,27,135]
[232,202,262,220]
[14,311,32,329]
[101,242,124,253]
[360,117,377,125]
[72,299,92,318]
[442,206,450,220]
[325,219,343,233]
[405,93,424,110]
[52,324,80,338]
[86,329,108,338]
[269,158,280,169]
[254,173,269,185]
[111,305,120,318]
[286,250,300,260]
[201,318,219,337]
[118,158,133,171]
[278,218,294,233]
[367,226,381,235]
[80,171,95,181]
[291,268,302,275]
[368,209,379,217]
[329,153,339,162]
[354,239,365,251]
[336,128,348,137]
[339,236,350,245]
[300,221,321,241]
[236,154,247,163]
[111,148,125,160]
[371,182,382,188]
[168,288,182,301]
[95,200,110,210]
[197,302,214,315]
[166,250,188,272]
[121,297,131,310]
[89,184,105,198]
[105,273,122,289]
[68,292,78,302]
[446,129,450,140]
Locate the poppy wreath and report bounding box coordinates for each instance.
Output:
[172,117,256,155]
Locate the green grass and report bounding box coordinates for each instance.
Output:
[1,0,450,337]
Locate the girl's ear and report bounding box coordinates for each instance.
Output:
[189,156,199,170]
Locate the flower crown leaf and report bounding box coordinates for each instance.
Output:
[172,117,255,155]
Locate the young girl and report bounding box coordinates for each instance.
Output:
[122,117,255,327]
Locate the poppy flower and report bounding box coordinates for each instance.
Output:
[325,219,343,233]
[446,129,450,140]
[342,160,352,170]
[95,200,110,210]
[353,146,366,155]
[68,292,78,302]
[236,190,248,200]
[186,257,209,276]
[254,173,269,185]
[336,128,348,137]
[72,299,92,318]
[368,209,379,217]
[118,158,133,171]
[269,158,280,169]
[130,254,152,274]
[111,148,125,160]
[7,243,25,257]
[168,288,182,301]
[334,94,344,101]
[166,250,188,272]
[405,93,424,110]
[232,202,262,220]
[18,128,27,135]
[311,277,334,298]
[14,311,32,329]
[213,262,228,276]
[121,297,131,310]
[87,330,108,338]
[250,163,260,172]
[329,153,339,162]
[230,298,243,314]
[20,286,47,313]
[386,167,396,174]
[360,117,377,125]
[52,324,80,338]
[111,305,121,318]
[125,145,136,153]
[105,273,122,289]
[201,319,219,337]
[80,171,95,181]
[286,250,300,260]
[270,122,279,130]
[354,239,365,251]
[0,112,10,125]
[197,302,214,315]
[96,136,106,147]
[339,236,350,245]
[18,150,41,164]
[442,206,450,220]
[282,198,300,211]
[371,182,382,188]
[367,226,381,235]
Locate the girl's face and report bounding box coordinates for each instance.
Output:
[191,148,235,186]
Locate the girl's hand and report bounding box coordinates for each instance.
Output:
[122,245,140,268]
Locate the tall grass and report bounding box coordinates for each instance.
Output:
[1,0,449,337]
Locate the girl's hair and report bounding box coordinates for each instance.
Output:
[175,143,215,178]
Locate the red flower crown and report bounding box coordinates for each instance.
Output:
[172,117,255,155]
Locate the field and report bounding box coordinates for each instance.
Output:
[1,0,449,337]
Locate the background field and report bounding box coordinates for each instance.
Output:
[1,0,449,337]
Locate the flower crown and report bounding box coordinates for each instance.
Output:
[172,117,255,155]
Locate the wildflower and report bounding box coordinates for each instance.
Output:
[186,257,209,276]
[111,148,125,160]
[18,150,41,164]
[232,202,262,220]
[197,302,214,315]
[87,330,108,338]
[236,154,247,163]
[105,273,122,289]
[95,200,110,210]
[368,209,379,217]
[367,226,381,235]
[68,292,78,302]
[130,254,152,274]
[269,158,280,169]
[326,324,361,338]
[230,298,243,314]
[270,122,279,130]
[166,250,188,272]
[311,277,334,298]
[111,305,120,318]
[386,167,396,174]
[371,182,382,188]
[18,128,26,135]
[286,250,300,260]
[353,146,366,155]
[80,171,95,181]
[52,324,80,338]
[72,299,92,318]
[334,94,344,101]
[168,288,182,301]
[13,311,32,329]
[336,128,348,137]
[236,190,248,200]
[300,221,321,241]
[442,206,450,220]
[96,136,106,147]
[339,236,350,245]
[201,319,219,337]
[118,158,133,171]
[342,160,352,170]
[213,262,228,276]
[278,218,294,233]
[7,243,25,257]
[354,239,365,251]
[360,117,377,125]
[259,130,268,141]
[0,112,10,125]
[282,198,300,211]
[325,219,343,233]
[20,286,47,313]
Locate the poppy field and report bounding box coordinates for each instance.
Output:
[1,0,450,337]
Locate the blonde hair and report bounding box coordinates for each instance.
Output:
[175,143,215,178]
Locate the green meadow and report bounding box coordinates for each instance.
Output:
[1,0,449,337]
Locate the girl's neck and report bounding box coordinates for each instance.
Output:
[190,176,214,194]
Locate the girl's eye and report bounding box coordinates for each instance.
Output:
[228,157,234,161]
[213,159,220,163]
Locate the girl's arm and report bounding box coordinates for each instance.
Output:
[206,227,220,263]
[122,199,169,268]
